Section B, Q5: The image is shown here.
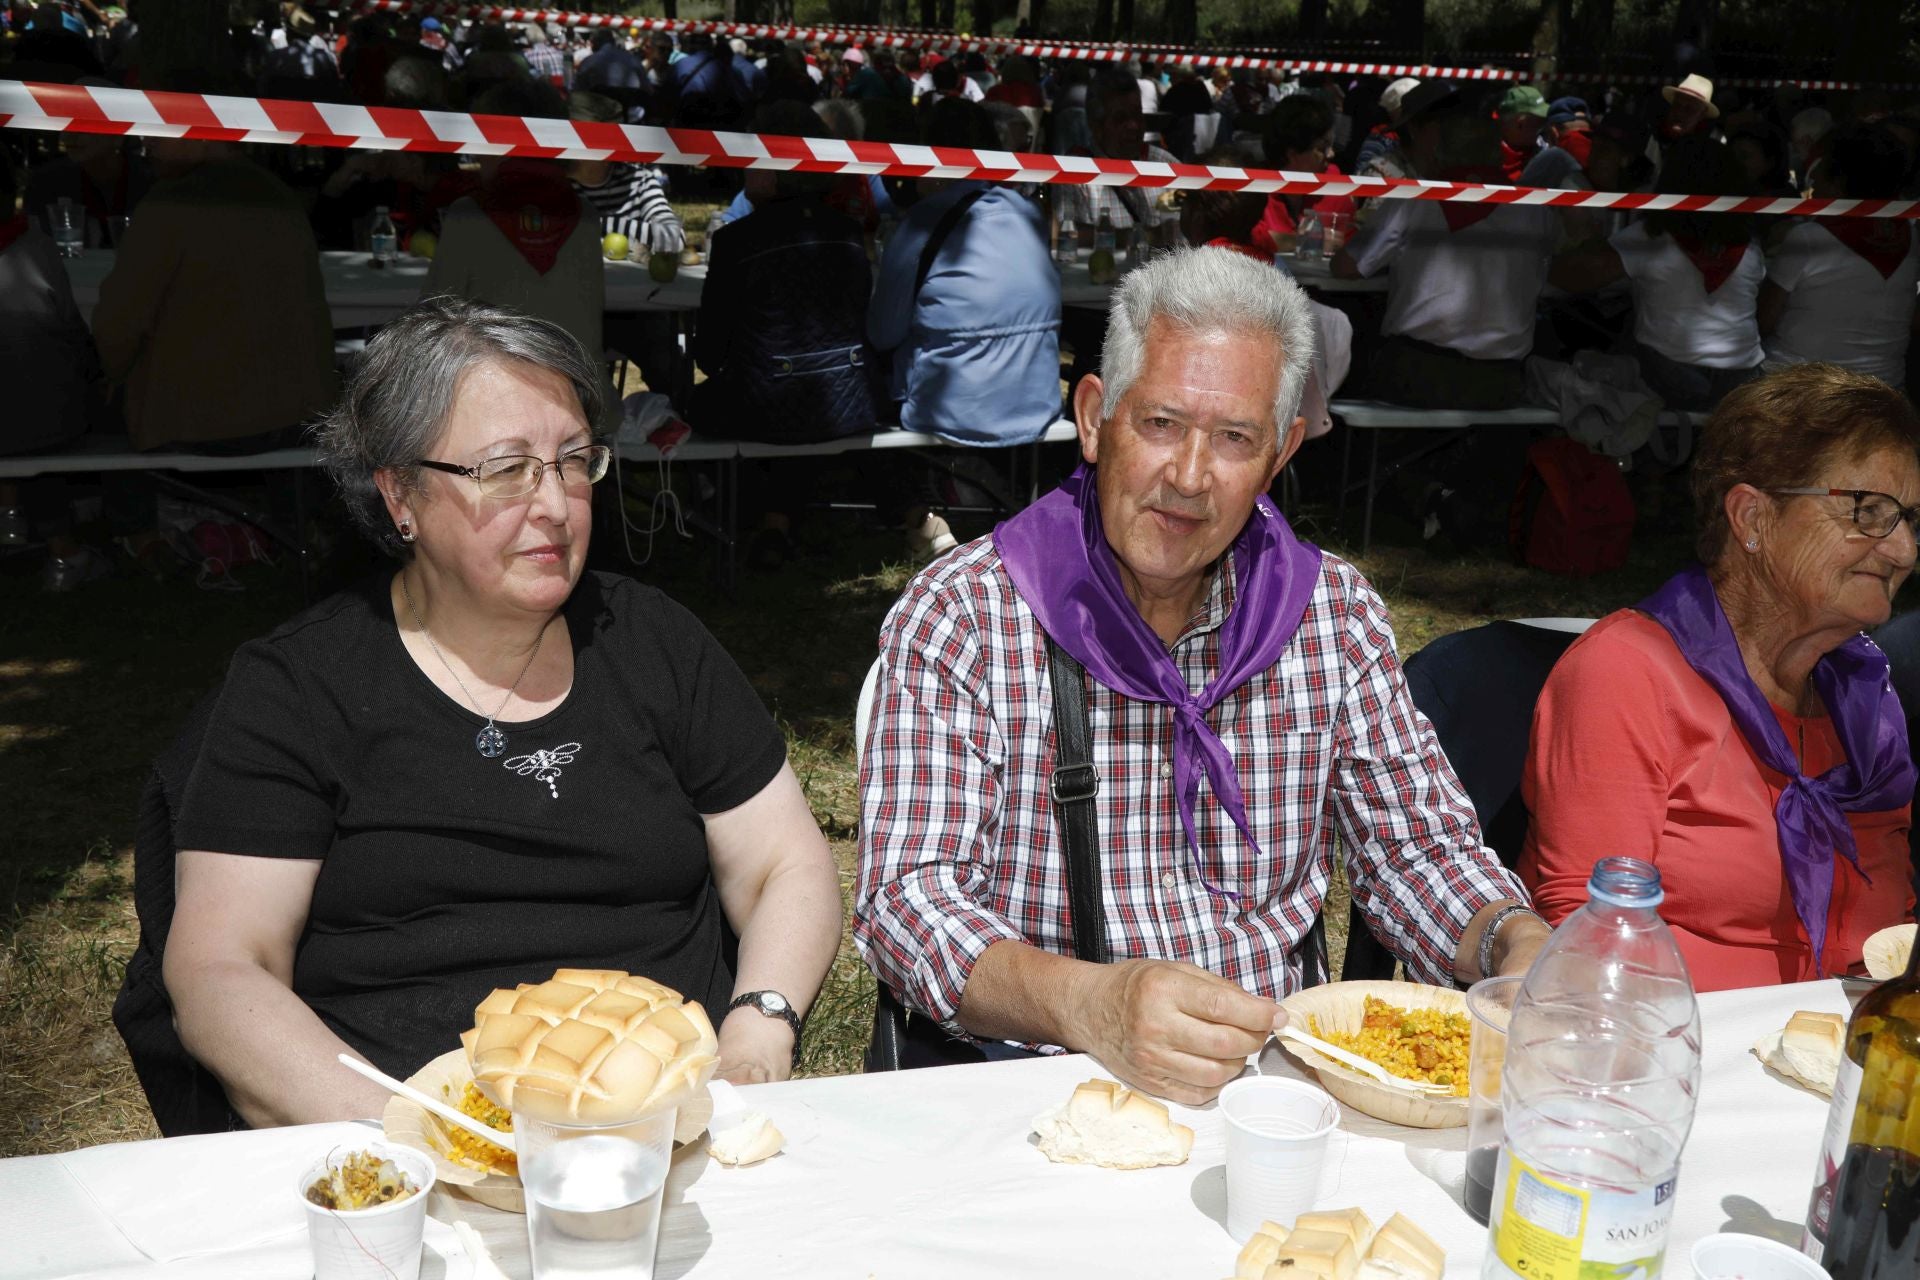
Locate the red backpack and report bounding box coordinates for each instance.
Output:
[1509,438,1636,576]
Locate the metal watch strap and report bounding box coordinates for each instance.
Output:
[1476,903,1543,982]
[1046,634,1109,966]
[728,990,804,1069]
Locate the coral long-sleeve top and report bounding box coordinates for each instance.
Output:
[1520,611,1913,992]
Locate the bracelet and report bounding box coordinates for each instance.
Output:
[1476,903,1544,982]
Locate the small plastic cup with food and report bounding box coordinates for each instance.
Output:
[297,1143,437,1280]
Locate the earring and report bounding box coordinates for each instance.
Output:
[398,520,416,544]
[1746,538,1758,551]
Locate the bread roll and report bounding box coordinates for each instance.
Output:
[1863,923,1915,980]
[462,969,718,1126]
[1296,1208,1375,1254]
[1275,1228,1360,1280]
[1363,1212,1444,1280]
[708,1111,784,1167]
[1235,1222,1291,1278]
[1032,1079,1194,1169]
[1751,1010,1845,1096]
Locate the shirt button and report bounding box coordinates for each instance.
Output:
[1161,872,1176,891]
[1160,762,1172,780]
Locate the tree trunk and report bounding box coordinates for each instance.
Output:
[1389,0,1425,58]
[1116,0,1134,40]
[971,0,994,35]
[1028,0,1046,35]
[1166,0,1197,46]
[1576,0,1614,61]
[1093,0,1113,41]
[939,0,957,31]
[662,0,677,19]
[1532,0,1567,86]
[1299,0,1328,42]
[135,0,229,87]
[921,0,937,27]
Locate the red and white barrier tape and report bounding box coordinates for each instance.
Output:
[325,4,1912,90]
[5,79,1917,222]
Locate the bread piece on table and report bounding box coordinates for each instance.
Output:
[1362,1212,1444,1280]
[1276,1227,1360,1280]
[1296,1208,1375,1255]
[708,1110,784,1167]
[1780,1011,1845,1092]
[1032,1079,1194,1169]
[1235,1222,1292,1278]
[465,970,718,1126]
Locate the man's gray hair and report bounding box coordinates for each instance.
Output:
[316,295,605,560]
[1099,246,1317,444]
[812,96,863,140]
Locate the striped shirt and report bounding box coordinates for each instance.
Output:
[854,534,1523,1047]
[573,164,685,255]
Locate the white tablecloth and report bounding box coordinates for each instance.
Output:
[0,981,1841,1280]
[60,251,707,327]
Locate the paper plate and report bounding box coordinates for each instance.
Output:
[1276,981,1470,1130]
[1863,923,1915,981]
[382,1049,525,1213]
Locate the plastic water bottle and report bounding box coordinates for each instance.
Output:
[52,196,83,258]
[1054,213,1077,268]
[370,205,398,267]
[1093,207,1117,256]
[1296,208,1324,262]
[1482,857,1702,1280]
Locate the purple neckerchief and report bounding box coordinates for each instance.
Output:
[993,463,1324,898]
[1637,564,1915,969]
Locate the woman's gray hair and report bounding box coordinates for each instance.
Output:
[1099,246,1317,444]
[316,295,605,559]
[811,96,864,140]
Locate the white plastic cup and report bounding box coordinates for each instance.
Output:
[1690,1233,1830,1279]
[1219,1076,1342,1243]
[297,1142,436,1280]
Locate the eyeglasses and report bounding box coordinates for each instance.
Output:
[417,445,612,499]
[1770,487,1920,540]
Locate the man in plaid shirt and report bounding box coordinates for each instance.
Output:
[855,247,1548,1104]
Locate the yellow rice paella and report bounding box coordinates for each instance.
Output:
[1309,995,1472,1097]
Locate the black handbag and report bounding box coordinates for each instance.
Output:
[873,634,1106,1069]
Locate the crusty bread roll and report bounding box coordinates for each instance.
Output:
[1237,1209,1442,1280]
[1751,1009,1845,1096]
[462,969,718,1126]
[708,1111,784,1167]
[1362,1213,1444,1280]
[1864,923,1915,980]
[1032,1079,1194,1169]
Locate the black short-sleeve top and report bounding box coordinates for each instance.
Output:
[173,570,788,1077]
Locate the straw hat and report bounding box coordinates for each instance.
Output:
[1662,73,1721,119]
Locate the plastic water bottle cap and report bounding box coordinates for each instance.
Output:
[1586,855,1665,908]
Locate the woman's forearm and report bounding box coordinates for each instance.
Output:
[168,958,390,1128]
[728,854,844,1018]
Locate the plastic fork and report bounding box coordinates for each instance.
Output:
[1275,1025,1457,1096]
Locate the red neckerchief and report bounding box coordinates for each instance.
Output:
[1434,165,1509,232]
[0,212,29,254]
[1206,236,1273,263]
[1557,129,1593,169]
[475,160,583,275]
[1498,140,1530,182]
[1671,231,1750,293]
[1824,218,1914,280]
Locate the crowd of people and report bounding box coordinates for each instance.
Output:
[6,2,1920,1137]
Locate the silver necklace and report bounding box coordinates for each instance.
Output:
[401,572,546,758]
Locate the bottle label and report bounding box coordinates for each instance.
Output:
[1489,1149,1677,1280]
[1802,1048,1865,1262]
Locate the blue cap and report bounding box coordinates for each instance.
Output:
[420,16,442,29]
[1546,95,1590,128]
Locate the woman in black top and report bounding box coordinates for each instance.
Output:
[164,297,844,1127]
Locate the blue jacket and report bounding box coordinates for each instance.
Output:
[867,183,1061,446]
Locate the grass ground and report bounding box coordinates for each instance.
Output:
[0,439,1698,1158]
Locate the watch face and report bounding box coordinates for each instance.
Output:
[759,992,790,1014]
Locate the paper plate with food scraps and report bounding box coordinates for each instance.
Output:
[1275,980,1471,1130]
[382,1048,525,1213]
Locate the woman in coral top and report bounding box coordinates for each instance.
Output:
[1522,364,1920,992]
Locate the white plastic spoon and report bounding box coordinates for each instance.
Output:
[336,1053,517,1152]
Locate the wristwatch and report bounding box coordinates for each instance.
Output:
[728,990,804,1068]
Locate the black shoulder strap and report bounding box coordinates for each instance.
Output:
[913,187,990,297]
[1046,634,1108,965]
